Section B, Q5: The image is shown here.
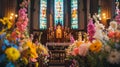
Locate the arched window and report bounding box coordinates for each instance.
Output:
[39,0,47,29]
[54,0,64,26]
[71,0,78,29]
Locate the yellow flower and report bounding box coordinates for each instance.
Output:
[4,18,12,29]
[0,17,13,29]
[37,44,48,55]
[22,57,28,65]
[5,47,20,61]
[26,40,38,58]
[7,22,12,29]
[35,62,39,67]
[0,29,6,35]
[89,40,102,52]
[0,19,6,25]
[75,41,84,47]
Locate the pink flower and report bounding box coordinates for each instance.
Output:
[18,8,27,20]
[19,25,26,32]
[72,48,79,56]
[87,19,96,42]
[115,15,120,24]
[79,44,88,56]
[115,10,120,24]
[25,18,29,22]
[88,30,95,36]
[70,35,75,43]
[30,58,37,62]
[89,36,95,42]
[23,21,28,26]
[14,0,30,37]
[16,20,28,32]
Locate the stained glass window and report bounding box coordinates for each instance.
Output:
[39,0,47,29]
[54,0,64,26]
[71,0,78,29]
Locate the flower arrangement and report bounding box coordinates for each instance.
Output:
[0,0,49,67]
[66,13,120,67]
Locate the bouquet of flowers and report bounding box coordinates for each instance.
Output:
[66,12,120,67]
[0,0,49,67]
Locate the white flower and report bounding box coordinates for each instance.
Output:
[107,50,120,64]
[95,22,105,30]
[66,42,77,55]
[107,21,117,31]
[94,22,105,40]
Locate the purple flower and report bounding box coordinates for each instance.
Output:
[115,10,120,24]
[18,8,27,18]
[70,35,75,43]
[87,19,96,42]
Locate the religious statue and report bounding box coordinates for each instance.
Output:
[56,25,62,39]
[47,27,54,42]
[55,24,63,42]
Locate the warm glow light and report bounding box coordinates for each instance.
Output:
[102,13,106,16]
[10,16,13,19]
[11,13,14,16]
[103,16,106,19]
[15,14,18,17]
[102,13,106,19]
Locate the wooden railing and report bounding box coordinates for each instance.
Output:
[46,43,71,67]
[49,50,66,64]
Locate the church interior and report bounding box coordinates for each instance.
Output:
[0,0,120,67]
